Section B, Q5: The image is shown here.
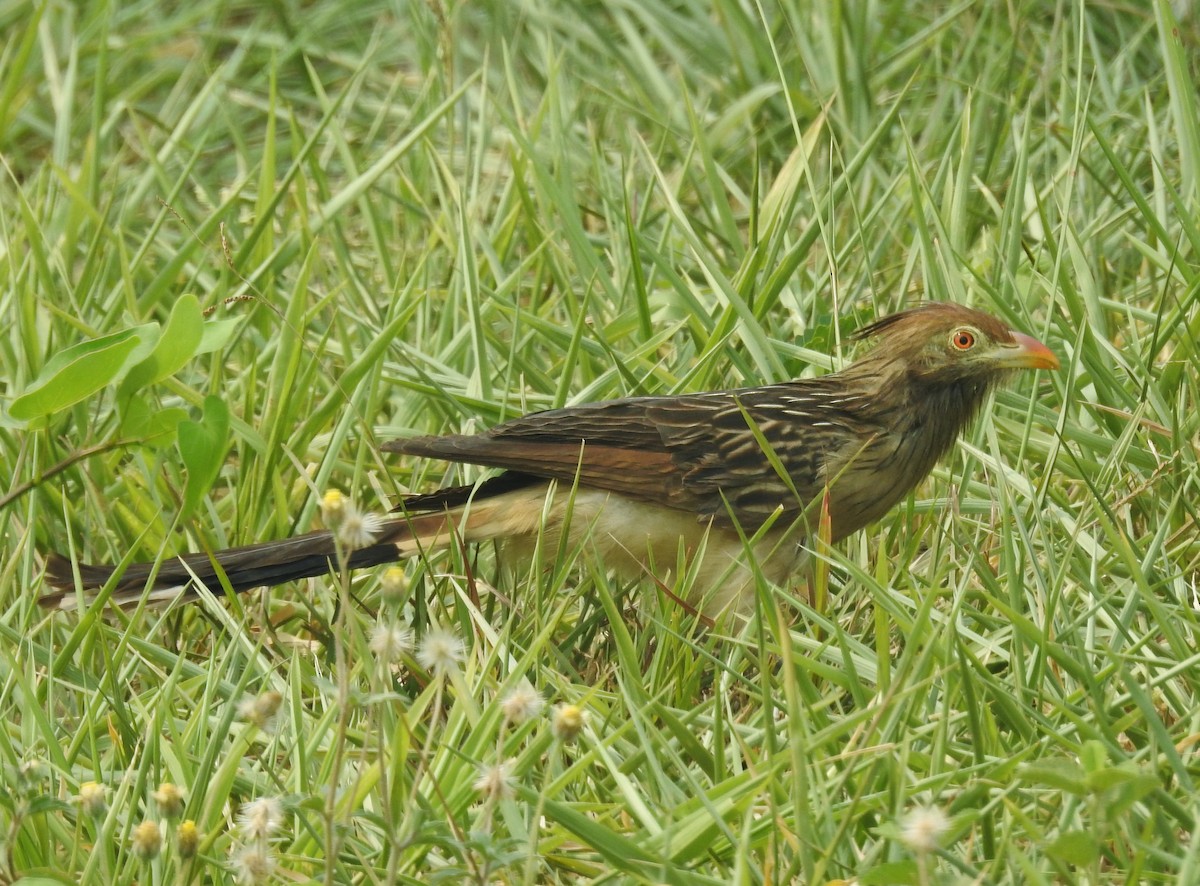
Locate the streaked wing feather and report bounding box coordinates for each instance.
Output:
[386,381,878,528]
[390,435,683,505]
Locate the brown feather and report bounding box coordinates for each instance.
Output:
[384,302,1046,539]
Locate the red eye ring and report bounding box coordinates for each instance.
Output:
[951,329,976,350]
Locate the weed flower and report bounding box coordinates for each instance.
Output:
[552,704,588,742]
[500,682,544,725]
[337,508,383,550]
[18,759,47,785]
[237,690,283,730]
[474,759,516,802]
[131,820,162,860]
[176,820,200,859]
[230,844,276,884]
[380,566,409,603]
[152,782,185,818]
[417,625,465,677]
[320,489,347,526]
[899,804,950,853]
[77,781,107,817]
[321,489,382,549]
[238,797,285,841]
[369,622,414,663]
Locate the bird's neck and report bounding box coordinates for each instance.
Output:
[848,358,995,473]
[902,376,991,472]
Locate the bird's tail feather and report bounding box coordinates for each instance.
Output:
[41,511,454,610]
[40,482,554,610]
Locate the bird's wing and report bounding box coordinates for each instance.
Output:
[385,383,878,527]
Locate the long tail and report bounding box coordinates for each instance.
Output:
[40,476,551,610]
[42,530,408,607]
[43,521,425,610]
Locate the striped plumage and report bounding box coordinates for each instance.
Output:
[42,302,1058,614]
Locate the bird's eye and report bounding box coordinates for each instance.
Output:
[950,329,976,351]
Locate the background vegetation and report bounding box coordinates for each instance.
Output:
[2,0,1198,882]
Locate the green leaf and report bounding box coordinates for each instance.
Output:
[120,394,188,445]
[196,316,240,354]
[178,395,231,518]
[37,324,158,380]
[1078,740,1109,774]
[1017,758,1088,795]
[119,293,204,396]
[1084,763,1139,792]
[1045,830,1099,866]
[9,330,145,422]
[858,860,919,885]
[1105,772,1162,818]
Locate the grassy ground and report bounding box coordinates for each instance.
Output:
[2,0,1198,882]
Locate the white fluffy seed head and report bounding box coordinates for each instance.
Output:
[500,682,544,725]
[899,805,950,853]
[417,626,465,677]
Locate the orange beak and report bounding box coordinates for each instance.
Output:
[1001,331,1060,370]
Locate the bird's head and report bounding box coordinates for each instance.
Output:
[850,302,1059,386]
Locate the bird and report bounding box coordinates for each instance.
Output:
[41,302,1059,614]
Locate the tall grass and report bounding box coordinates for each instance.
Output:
[1,0,1197,882]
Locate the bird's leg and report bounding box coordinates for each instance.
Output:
[805,487,834,619]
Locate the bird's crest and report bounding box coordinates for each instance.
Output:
[851,301,1014,345]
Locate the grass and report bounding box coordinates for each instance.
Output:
[2,0,1198,882]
